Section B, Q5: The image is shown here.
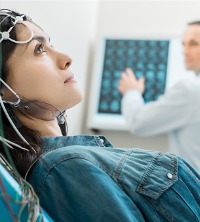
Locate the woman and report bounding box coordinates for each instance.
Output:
[0,9,199,222]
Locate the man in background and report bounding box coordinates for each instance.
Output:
[118,21,200,173]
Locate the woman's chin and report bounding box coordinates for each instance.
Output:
[64,93,84,110]
[75,89,84,103]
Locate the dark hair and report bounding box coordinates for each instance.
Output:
[188,20,200,26]
[0,10,42,178]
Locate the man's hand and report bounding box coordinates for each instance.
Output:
[118,67,145,95]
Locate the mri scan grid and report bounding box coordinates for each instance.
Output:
[98,39,170,114]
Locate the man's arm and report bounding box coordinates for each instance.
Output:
[121,81,190,136]
[118,68,192,136]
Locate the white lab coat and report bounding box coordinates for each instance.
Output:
[122,74,200,173]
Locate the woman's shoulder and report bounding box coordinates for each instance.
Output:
[27,144,105,195]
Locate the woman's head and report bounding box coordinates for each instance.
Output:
[1,9,83,119]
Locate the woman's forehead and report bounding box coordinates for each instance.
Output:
[16,21,48,42]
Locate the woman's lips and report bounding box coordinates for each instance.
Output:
[64,74,76,83]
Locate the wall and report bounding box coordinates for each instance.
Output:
[83,0,200,151]
[0,0,99,135]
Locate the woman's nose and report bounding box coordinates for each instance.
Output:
[57,53,72,70]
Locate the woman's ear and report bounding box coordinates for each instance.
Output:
[0,86,17,102]
[0,87,6,98]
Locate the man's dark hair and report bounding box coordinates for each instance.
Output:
[188,20,200,26]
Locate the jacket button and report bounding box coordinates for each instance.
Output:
[166,173,173,179]
[100,138,104,144]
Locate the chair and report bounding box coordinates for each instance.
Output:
[0,160,54,222]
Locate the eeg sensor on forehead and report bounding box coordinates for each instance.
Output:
[0,10,33,44]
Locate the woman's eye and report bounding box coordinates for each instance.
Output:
[35,44,46,54]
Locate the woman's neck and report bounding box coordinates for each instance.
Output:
[16,111,63,136]
[36,120,63,137]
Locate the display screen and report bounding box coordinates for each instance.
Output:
[98,39,169,114]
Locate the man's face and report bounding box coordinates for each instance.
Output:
[182,24,200,73]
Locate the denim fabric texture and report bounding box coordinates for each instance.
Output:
[28,135,200,222]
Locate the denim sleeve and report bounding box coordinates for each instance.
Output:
[38,158,145,222]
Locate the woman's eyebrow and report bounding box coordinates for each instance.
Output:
[32,35,49,42]
[24,35,50,49]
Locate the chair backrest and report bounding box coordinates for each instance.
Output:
[0,163,54,222]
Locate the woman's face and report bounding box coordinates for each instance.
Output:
[6,21,83,112]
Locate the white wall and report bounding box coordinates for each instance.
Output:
[0,0,99,135]
[83,0,200,151]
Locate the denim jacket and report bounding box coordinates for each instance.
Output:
[28,135,200,222]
